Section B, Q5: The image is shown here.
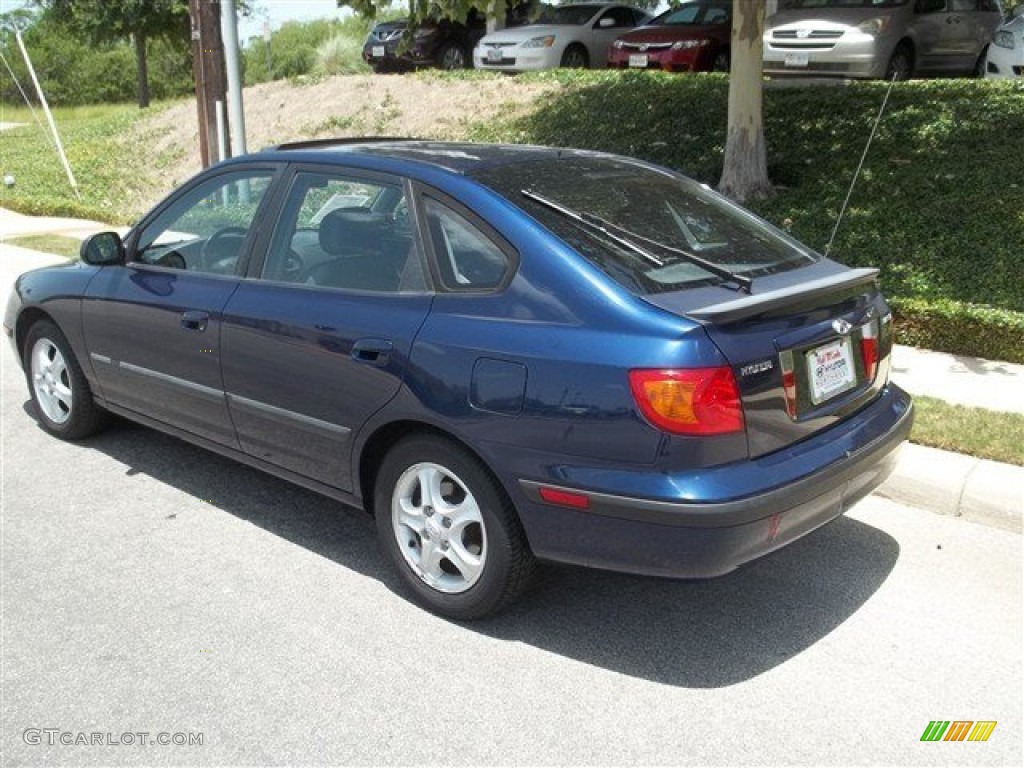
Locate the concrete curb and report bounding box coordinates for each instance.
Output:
[877,443,1023,533]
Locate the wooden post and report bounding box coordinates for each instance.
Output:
[189,0,230,168]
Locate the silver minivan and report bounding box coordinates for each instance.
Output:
[764,0,1005,80]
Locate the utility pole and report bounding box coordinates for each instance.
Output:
[189,0,229,168]
[221,0,246,157]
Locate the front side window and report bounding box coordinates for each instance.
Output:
[262,171,425,293]
[473,157,817,296]
[136,170,273,274]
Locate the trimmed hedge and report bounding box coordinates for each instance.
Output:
[890,297,1024,364]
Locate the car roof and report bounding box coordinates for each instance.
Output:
[247,139,603,176]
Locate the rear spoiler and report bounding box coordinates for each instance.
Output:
[685,268,880,324]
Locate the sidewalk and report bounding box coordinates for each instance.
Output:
[1,207,1021,532]
[0,207,126,242]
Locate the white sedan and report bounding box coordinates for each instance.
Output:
[985,9,1024,79]
[474,2,650,72]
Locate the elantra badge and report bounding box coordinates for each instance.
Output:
[740,359,774,377]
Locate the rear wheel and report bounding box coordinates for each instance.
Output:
[560,44,589,69]
[973,46,988,78]
[885,42,913,81]
[375,435,535,620]
[24,320,106,440]
[711,49,730,72]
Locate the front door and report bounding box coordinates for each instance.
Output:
[82,168,277,446]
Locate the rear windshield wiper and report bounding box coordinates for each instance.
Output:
[522,189,753,294]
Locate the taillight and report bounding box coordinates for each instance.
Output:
[860,318,879,382]
[628,367,744,436]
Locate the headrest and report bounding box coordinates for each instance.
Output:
[318,209,384,256]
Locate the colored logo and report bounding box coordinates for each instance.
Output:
[920,721,997,742]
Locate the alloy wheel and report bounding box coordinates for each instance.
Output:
[31,337,72,425]
[391,462,487,594]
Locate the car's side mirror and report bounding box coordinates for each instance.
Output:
[598,17,616,28]
[80,231,126,266]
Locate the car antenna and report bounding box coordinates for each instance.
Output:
[824,74,899,258]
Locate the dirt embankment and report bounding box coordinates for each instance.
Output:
[128,74,555,211]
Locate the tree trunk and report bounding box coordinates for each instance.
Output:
[718,0,772,203]
[486,0,507,34]
[134,32,151,109]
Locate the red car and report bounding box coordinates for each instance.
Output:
[608,0,731,73]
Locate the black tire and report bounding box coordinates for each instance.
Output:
[560,44,589,69]
[885,42,913,81]
[973,46,988,78]
[712,49,730,73]
[375,435,535,620]
[23,320,106,440]
[435,42,469,71]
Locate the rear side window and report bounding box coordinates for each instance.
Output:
[422,197,511,291]
[262,171,426,294]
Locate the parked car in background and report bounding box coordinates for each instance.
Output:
[5,138,913,619]
[607,0,732,73]
[985,5,1024,77]
[363,4,532,72]
[763,0,1004,81]
[474,2,650,71]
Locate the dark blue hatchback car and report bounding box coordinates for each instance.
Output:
[4,140,913,619]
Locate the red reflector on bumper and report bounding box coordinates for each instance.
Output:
[538,487,591,510]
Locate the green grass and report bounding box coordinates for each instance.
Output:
[911,396,1024,466]
[0,102,160,224]
[3,234,81,259]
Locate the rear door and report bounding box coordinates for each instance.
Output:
[220,166,433,490]
[82,167,278,446]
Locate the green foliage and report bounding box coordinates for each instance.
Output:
[244,18,354,84]
[1,5,192,106]
[37,0,188,46]
[315,35,372,76]
[0,104,158,224]
[889,298,1024,364]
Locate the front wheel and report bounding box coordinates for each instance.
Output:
[435,42,469,71]
[560,44,589,69]
[885,43,913,81]
[24,320,106,440]
[375,435,535,619]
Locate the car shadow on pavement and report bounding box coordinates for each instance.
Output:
[63,410,900,690]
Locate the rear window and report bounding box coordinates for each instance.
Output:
[472,156,818,295]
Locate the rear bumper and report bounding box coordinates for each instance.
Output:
[509,384,912,578]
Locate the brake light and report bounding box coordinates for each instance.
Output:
[860,318,879,381]
[628,367,744,436]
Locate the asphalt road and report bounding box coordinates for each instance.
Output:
[1,249,1021,766]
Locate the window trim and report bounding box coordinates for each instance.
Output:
[411,182,520,295]
[245,163,433,296]
[125,164,284,278]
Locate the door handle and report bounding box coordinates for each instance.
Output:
[181,310,209,332]
[351,338,393,366]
